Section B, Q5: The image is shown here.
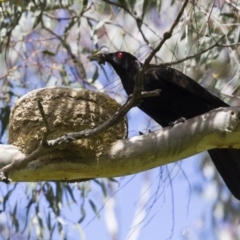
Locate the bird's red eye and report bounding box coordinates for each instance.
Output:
[117,52,124,59]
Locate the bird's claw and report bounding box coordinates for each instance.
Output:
[0,171,11,184]
[139,129,152,136]
[169,117,186,127]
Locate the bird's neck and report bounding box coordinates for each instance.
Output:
[115,61,142,95]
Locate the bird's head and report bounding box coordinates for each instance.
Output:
[89,51,141,76]
[89,51,142,94]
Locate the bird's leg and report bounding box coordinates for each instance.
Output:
[169,117,186,127]
[139,129,152,136]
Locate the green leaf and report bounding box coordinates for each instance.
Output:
[118,0,128,8]
[64,184,77,204]
[220,13,237,18]
[42,50,56,56]
[89,199,100,218]
[49,224,56,240]
[128,0,136,10]
[142,0,150,19]
[47,212,52,231]
[83,0,88,9]
[78,204,86,224]
[93,179,107,198]
[92,66,99,83]
[11,202,19,232]
[108,178,118,183]
[3,184,17,210]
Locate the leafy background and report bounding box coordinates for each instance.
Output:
[0,0,240,239]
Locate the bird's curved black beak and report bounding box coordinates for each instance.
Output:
[88,52,106,65]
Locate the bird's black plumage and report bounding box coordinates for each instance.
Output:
[94,51,240,200]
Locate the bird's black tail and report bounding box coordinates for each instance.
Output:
[208,148,240,200]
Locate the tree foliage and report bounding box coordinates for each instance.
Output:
[0,0,240,239]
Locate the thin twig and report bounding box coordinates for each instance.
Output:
[158,36,225,67]
[225,0,240,12]
[102,0,153,48]
[143,0,189,69]
[41,21,88,84]
[133,0,189,96]
[157,38,240,67]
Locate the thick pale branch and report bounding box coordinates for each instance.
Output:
[0,107,240,182]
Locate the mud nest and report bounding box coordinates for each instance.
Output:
[9,87,127,162]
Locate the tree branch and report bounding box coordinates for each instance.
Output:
[142,0,189,70]
[1,107,240,182]
[156,38,240,67]
[0,85,158,181]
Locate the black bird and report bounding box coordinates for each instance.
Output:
[92,51,240,200]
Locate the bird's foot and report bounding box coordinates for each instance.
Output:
[0,171,11,183]
[169,117,186,127]
[139,129,152,135]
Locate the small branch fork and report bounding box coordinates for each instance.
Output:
[141,0,189,71]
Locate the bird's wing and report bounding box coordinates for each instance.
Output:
[155,67,228,108]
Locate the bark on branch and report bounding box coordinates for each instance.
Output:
[1,107,240,182]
